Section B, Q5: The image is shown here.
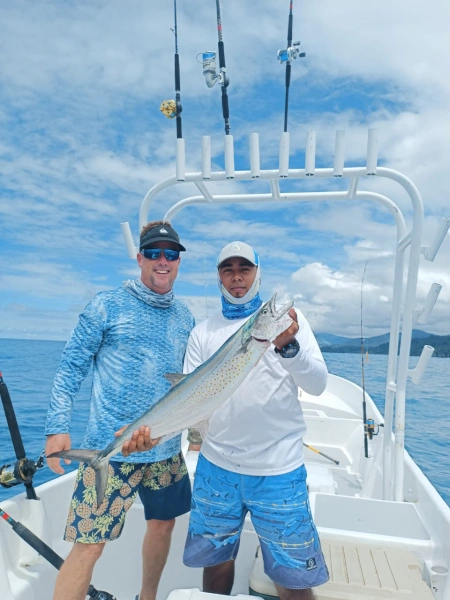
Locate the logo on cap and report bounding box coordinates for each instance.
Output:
[160,228,169,234]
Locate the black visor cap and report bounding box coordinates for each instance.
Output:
[140,224,186,251]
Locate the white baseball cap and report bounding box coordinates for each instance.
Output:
[216,241,259,268]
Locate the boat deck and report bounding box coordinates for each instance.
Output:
[250,540,435,599]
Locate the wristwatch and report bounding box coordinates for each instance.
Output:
[274,339,300,358]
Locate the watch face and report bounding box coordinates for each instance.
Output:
[280,340,300,358]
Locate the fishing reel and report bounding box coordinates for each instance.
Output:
[87,585,117,600]
[199,51,228,89]
[0,452,44,488]
[365,419,384,441]
[277,41,306,63]
[160,99,178,119]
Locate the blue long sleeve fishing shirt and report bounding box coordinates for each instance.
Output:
[45,284,195,463]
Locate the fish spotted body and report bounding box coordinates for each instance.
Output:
[48,294,293,505]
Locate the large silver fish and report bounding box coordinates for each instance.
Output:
[48,294,293,505]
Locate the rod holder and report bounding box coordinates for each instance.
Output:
[279,132,290,178]
[366,129,378,175]
[333,130,345,177]
[422,217,450,261]
[224,135,235,179]
[202,136,211,180]
[176,138,186,181]
[416,283,442,324]
[250,133,260,178]
[407,345,434,385]
[121,222,138,259]
[305,131,316,176]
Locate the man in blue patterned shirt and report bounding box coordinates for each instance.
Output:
[45,221,195,600]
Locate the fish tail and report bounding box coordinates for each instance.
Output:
[48,449,110,507]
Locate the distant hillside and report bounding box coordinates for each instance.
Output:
[318,329,450,358]
[314,333,353,346]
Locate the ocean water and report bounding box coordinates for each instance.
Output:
[0,338,449,505]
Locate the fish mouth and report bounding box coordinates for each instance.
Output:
[270,293,293,320]
[250,293,294,342]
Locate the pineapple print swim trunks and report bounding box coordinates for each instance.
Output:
[64,452,191,543]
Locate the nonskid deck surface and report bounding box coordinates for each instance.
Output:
[0,454,441,600]
[250,540,435,599]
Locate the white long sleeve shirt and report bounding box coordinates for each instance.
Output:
[183,307,328,475]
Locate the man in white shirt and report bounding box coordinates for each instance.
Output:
[182,241,329,600]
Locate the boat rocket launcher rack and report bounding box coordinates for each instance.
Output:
[121,128,450,504]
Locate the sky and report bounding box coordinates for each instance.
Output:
[1,0,449,341]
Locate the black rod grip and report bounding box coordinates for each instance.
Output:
[218,41,226,69]
[12,522,64,570]
[221,89,229,120]
[285,62,291,88]
[24,480,38,500]
[174,54,181,91]
[0,379,26,460]
[288,13,293,46]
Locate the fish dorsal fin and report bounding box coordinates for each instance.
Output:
[164,373,187,388]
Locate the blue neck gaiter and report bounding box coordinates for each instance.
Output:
[221,294,262,320]
[123,278,174,308]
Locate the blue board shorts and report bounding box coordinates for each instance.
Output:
[64,452,191,543]
[183,454,329,590]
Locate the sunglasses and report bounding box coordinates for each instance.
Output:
[141,248,180,261]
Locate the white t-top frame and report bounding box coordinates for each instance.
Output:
[121,129,449,503]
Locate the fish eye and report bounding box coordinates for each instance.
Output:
[262,308,268,314]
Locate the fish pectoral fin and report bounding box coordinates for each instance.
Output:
[164,373,187,388]
[47,449,100,463]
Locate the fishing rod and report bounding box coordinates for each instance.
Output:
[360,262,370,458]
[173,0,182,139]
[359,263,383,456]
[277,1,305,132]
[215,0,230,134]
[160,0,183,138]
[200,0,231,134]
[0,371,116,599]
[0,372,44,498]
[0,507,116,599]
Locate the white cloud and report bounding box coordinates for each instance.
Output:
[1,0,449,339]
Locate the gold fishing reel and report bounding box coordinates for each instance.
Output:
[0,452,44,488]
[0,459,30,487]
[160,99,177,119]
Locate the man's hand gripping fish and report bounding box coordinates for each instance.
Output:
[48,294,293,506]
